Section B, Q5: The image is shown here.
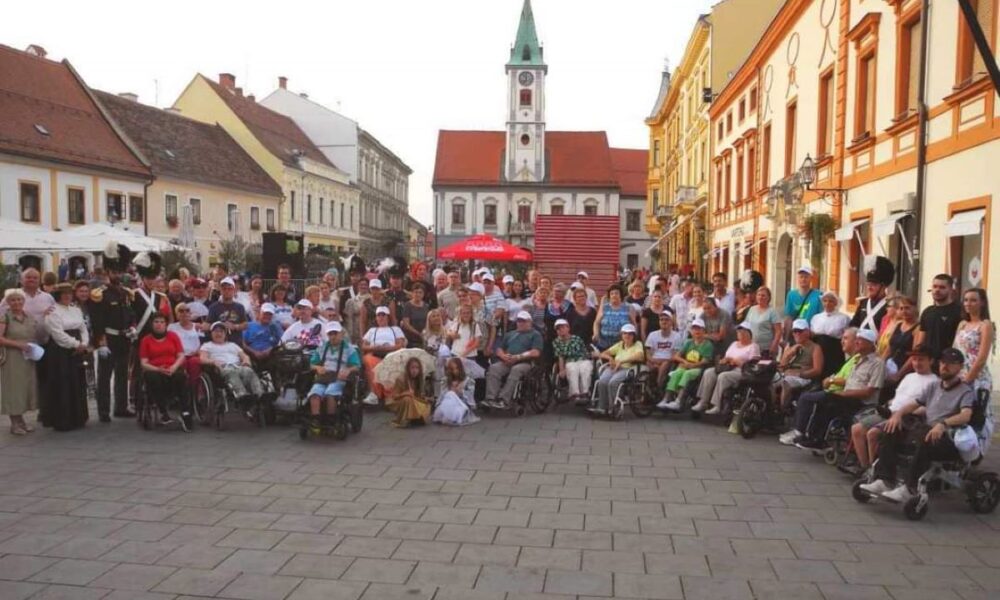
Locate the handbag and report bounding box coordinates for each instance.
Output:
[0,314,10,366]
[315,341,346,385]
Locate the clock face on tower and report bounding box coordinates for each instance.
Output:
[518,71,534,86]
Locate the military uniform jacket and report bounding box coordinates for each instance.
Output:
[131,286,172,338]
[90,284,134,344]
[849,295,889,333]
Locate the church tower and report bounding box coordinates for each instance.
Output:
[505,0,547,182]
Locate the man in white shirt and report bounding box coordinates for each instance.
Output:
[281,299,324,347]
[709,272,735,315]
[850,344,939,471]
[669,279,695,335]
[645,310,683,388]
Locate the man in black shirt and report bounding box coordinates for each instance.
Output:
[915,273,962,360]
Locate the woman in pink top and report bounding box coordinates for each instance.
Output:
[692,323,761,415]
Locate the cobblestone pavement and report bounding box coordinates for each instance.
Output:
[0,408,998,600]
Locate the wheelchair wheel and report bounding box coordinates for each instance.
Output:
[194,375,213,426]
[331,418,349,440]
[349,403,364,433]
[851,479,872,503]
[138,398,153,430]
[967,472,1000,514]
[824,447,840,466]
[529,374,552,414]
[630,380,655,418]
[513,403,526,417]
[738,395,764,439]
[904,495,928,521]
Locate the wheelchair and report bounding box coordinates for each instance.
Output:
[851,389,1000,520]
[587,361,656,420]
[269,341,315,420]
[297,370,366,441]
[135,370,193,432]
[194,363,274,430]
[728,359,784,439]
[482,361,551,417]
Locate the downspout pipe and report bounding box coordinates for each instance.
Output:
[909,0,930,299]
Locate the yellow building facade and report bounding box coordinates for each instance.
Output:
[646,0,784,278]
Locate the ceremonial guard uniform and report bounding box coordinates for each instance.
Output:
[849,256,895,333]
[129,252,172,404]
[92,244,135,420]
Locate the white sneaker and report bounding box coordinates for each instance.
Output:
[882,484,914,503]
[362,392,380,406]
[656,399,672,409]
[859,479,893,496]
[661,399,682,412]
[691,399,709,412]
[779,430,801,446]
[704,405,720,415]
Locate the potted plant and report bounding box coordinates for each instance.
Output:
[802,213,838,272]
[166,215,179,228]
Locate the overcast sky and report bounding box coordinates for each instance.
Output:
[2,0,715,225]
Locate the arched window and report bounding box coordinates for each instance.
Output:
[550,199,565,216]
[519,89,532,106]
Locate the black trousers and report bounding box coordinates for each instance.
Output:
[143,370,190,414]
[97,336,131,417]
[876,423,961,489]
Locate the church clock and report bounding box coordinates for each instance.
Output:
[518,71,534,86]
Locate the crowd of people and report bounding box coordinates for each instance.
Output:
[0,246,995,504]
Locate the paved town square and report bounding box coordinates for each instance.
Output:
[0,409,998,600]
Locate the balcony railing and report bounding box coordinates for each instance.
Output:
[510,221,534,234]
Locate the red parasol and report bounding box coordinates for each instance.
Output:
[436,234,533,262]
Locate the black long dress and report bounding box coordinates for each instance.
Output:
[46,328,88,431]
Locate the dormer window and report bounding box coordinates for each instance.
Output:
[519,89,532,106]
[522,45,531,61]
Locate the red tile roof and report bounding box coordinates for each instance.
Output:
[199,75,335,169]
[0,44,150,179]
[95,91,282,198]
[433,130,641,192]
[609,148,648,197]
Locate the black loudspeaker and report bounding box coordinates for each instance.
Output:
[262,232,305,279]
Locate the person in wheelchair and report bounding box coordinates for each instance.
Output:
[773,319,824,411]
[199,322,264,403]
[645,310,682,391]
[860,347,976,502]
[788,327,884,450]
[244,303,284,371]
[138,314,192,430]
[361,306,407,405]
[281,299,324,348]
[851,344,938,473]
[590,323,645,416]
[483,310,543,410]
[306,321,360,424]
[692,322,760,415]
[552,318,593,404]
[659,319,714,412]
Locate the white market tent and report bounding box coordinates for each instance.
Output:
[0,220,175,253]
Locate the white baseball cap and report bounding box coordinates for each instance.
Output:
[220,277,236,287]
[620,323,637,334]
[797,265,815,276]
[792,318,810,331]
[502,275,515,284]
[577,271,589,279]
[482,272,495,282]
[554,318,569,328]
[857,328,877,344]
[324,321,343,334]
[375,306,391,316]
[516,310,532,321]
[260,303,276,315]
[569,282,583,290]
[467,282,485,295]
[296,299,314,309]
[369,278,383,289]
[690,318,706,329]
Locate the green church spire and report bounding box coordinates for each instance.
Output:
[507,0,545,69]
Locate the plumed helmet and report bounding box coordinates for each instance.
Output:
[341,254,367,276]
[102,242,132,273]
[864,255,895,285]
[739,270,764,293]
[375,256,408,279]
[133,251,162,279]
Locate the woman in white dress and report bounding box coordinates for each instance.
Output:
[433,357,480,426]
